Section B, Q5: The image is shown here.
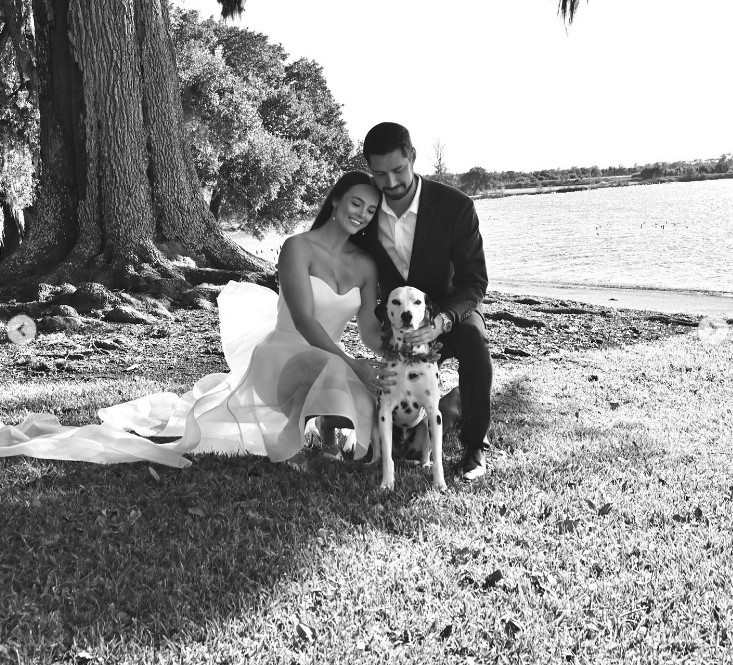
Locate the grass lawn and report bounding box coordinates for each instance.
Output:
[1,328,732,664]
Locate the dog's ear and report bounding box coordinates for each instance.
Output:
[424,293,441,324]
[375,301,393,350]
[375,302,390,333]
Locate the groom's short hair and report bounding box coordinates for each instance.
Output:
[363,122,413,160]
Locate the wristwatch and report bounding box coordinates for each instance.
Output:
[438,311,453,334]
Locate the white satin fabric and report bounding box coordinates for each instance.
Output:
[0,277,374,466]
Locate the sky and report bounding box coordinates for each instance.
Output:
[172,0,733,174]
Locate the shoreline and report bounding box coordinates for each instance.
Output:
[491,280,733,319]
[472,171,733,199]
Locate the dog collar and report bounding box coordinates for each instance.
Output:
[383,342,442,365]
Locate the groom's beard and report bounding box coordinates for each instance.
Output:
[384,177,415,202]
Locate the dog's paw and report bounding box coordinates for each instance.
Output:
[379,479,395,491]
[433,478,448,492]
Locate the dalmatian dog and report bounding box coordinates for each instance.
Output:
[373,286,446,491]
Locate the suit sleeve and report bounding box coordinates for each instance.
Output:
[443,196,488,322]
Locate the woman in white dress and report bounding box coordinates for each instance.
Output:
[0,171,392,468]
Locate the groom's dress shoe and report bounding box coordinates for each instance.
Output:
[459,448,487,482]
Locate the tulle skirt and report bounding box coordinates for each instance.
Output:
[0,281,375,466]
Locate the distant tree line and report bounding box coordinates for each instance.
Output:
[432,154,733,197]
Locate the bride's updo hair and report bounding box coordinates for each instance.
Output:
[310,170,380,230]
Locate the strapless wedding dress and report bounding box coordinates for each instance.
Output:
[0,277,375,467]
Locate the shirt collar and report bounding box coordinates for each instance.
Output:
[380,175,422,218]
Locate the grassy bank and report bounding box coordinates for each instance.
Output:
[2,297,732,663]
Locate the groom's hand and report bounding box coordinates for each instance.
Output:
[404,318,444,345]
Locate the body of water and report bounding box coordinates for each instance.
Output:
[233,179,733,316]
[477,179,732,296]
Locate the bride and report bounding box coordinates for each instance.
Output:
[0,171,393,469]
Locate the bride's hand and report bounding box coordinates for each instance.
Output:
[349,358,396,395]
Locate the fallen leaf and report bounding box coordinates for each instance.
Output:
[124,364,139,373]
[585,499,597,512]
[503,616,523,637]
[188,506,206,517]
[609,401,620,410]
[483,569,503,589]
[296,622,316,642]
[439,624,453,640]
[598,502,613,516]
[148,466,160,481]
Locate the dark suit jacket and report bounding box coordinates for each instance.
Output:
[352,178,488,324]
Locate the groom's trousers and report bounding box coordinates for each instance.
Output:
[438,310,493,459]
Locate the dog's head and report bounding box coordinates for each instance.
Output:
[387,286,430,332]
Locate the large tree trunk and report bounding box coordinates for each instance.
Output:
[0,0,272,298]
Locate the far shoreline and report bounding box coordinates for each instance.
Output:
[491,280,733,319]
[471,171,733,200]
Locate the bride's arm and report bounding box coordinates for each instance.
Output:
[355,257,383,354]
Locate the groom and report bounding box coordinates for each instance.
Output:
[354,122,493,481]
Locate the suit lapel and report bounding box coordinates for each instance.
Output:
[407,179,435,283]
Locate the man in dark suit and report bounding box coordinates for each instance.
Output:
[354,122,493,481]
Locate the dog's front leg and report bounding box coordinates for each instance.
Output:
[427,406,446,491]
[378,403,395,491]
[368,406,381,465]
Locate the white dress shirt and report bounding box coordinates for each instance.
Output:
[377,176,422,280]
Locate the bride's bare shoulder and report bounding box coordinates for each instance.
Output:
[280,233,313,255]
[350,246,378,279]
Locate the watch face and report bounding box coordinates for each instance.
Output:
[6,314,37,345]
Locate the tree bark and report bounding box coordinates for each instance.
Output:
[0,0,272,297]
[0,201,24,258]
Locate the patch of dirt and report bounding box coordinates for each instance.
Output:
[1,308,224,391]
[1,289,702,393]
